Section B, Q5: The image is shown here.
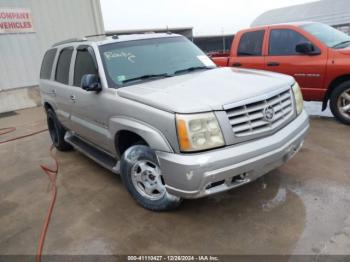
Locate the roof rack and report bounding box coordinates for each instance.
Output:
[85,33,120,40]
[51,33,120,47]
[52,37,87,47]
[85,33,107,38]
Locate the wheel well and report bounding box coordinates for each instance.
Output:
[115,130,148,157]
[44,102,54,113]
[323,75,350,110]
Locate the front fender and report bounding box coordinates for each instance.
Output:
[109,116,174,154]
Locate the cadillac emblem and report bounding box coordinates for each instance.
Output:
[263,106,275,122]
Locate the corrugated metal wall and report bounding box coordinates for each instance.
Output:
[251,0,350,27]
[0,0,104,91]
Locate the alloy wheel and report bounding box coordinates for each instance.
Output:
[131,160,166,201]
[337,87,350,120]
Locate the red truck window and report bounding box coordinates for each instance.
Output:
[237,30,265,56]
[269,29,310,56]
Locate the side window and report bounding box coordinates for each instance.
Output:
[55,48,73,84]
[74,47,98,87]
[40,49,57,80]
[269,29,310,56]
[237,30,265,56]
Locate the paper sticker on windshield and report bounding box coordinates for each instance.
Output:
[197,55,215,67]
[116,75,126,82]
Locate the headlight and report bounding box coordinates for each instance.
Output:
[292,82,303,115]
[176,112,225,152]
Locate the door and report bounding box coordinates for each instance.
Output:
[69,45,112,152]
[229,30,266,69]
[266,28,327,100]
[53,47,75,129]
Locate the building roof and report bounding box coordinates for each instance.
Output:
[251,0,350,27]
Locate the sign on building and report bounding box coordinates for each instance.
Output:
[0,8,34,34]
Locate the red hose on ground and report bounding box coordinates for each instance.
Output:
[0,127,16,136]
[36,144,58,262]
[0,127,47,144]
[0,126,57,262]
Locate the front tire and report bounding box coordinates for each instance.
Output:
[330,81,350,125]
[120,145,182,211]
[46,108,73,151]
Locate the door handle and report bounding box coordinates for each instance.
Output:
[70,95,76,102]
[50,89,56,96]
[232,62,242,67]
[267,62,280,67]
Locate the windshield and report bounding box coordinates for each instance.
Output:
[99,36,216,87]
[300,23,350,48]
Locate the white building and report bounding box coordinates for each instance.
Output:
[0,0,104,113]
[252,0,350,35]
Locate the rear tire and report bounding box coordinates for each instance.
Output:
[46,109,73,151]
[120,145,182,211]
[330,81,350,125]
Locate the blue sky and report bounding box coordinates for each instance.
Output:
[101,0,317,36]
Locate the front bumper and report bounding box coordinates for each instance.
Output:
[156,110,309,199]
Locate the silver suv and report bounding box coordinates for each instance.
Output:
[39,33,309,211]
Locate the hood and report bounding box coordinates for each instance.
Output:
[117,67,295,113]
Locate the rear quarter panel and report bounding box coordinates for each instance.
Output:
[39,79,57,110]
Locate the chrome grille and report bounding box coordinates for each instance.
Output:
[225,89,294,138]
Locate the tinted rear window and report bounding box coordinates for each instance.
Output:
[40,49,57,80]
[237,30,265,56]
[55,48,73,84]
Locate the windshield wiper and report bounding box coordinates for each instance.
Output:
[122,73,172,84]
[332,40,350,48]
[173,66,214,75]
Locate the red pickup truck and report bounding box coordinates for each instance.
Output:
[212,22,350,125]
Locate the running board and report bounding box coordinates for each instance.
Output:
[65,132,120,174]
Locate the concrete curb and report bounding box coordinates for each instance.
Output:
[0,86,42,114]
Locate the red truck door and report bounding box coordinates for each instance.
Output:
[265,27,327,101]
[229,30,266,70]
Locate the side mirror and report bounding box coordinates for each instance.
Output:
[295,42,320,55]
[81,74,102,92]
